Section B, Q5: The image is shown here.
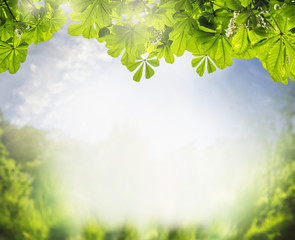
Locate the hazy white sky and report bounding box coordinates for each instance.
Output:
[0,20,294,225]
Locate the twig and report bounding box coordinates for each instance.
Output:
[2,0,18,22]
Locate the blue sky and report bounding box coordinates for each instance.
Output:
[0,22,294,224]
[0,25,290,140]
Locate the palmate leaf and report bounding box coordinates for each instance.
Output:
[127,55,160,82]
[253,15,295,83]
[19,2,66,45]
[0,40,28,74]
[105,23,149,62]
[156,44,175,64]
[265,38,286,83]
[192,55,217,77]
[70,0,112,26]
[169,13,198,56]
[0,21,14,42]
[68,0,112,40]
[186,34,203,55]
[232,25,249,54]
[21,19,52,45]
[144,3,175,30]
[170,30,187,57]
[47,5,67,34]
[202,33,233,69]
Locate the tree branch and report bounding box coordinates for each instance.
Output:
[2,0,18,22]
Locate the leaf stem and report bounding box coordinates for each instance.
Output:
[2,0,18,22]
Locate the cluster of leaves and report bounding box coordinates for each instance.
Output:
[68,0,295,82]
[0,0,67,73]
[1,0,295,83]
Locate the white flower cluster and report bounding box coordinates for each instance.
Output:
[149,28,164,44]
[256,13,271,29]
[274,4,281,10]
[15,28,22,39]
[14,23,30,39]
[256,14,267,28]
[225,11,239,38]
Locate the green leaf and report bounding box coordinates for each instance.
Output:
[203,35,232,69]
[157,44,175,64]
[82,24,97,39]
[128,60,143,72]
[0,22,13,42]
[68,22,84,36]
[226,0,242,10]
[169,17,198,56]
[105,24,149,62]
[133,63,144,82]
[191,56,204,67]
[99,27,110,38]
[145,5,175,30]
[248,27,272,45]
[285,39,295,70]
[170,31,187,56]
[47,5,67,33]
[22,19,52,45]
[232,25,249,54]
[145,63,155,79]
[266,38,286,83]
[196,58,206,77]
[70,0,94,12]
[186,36,203,55]
[0,41,28,74]
[235,12,249,25]
[69,0,112,35]
[240,0,251,7]
[281,3,295,18]
[207,58,216,74]
[163,45,175,64]
[147,59,160,67]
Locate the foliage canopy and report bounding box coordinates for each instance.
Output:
[0,0,295,83]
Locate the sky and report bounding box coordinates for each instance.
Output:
[0,17,295,225]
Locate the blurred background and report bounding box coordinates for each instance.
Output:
[1,19,295,240]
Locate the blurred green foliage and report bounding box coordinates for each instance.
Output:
[0,108,295,240]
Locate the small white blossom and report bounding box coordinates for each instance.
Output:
[274,4,280,10]
[233,11,240,18]
[256,13,271,29]
[225,17,237,39]
[149,28,164,44]
[15,28,22,39]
